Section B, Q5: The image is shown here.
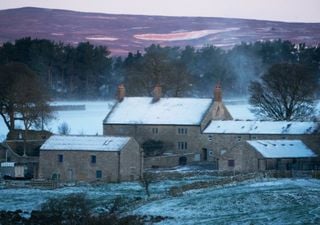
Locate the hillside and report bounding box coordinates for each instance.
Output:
[1,7,320,55]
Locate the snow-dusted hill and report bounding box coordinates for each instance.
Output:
[1,7,320,55]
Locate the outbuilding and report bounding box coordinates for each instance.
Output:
[203,120,319,171]
[247,140,318,170]
[39,135,143,182]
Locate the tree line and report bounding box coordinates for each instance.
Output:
[1,37,319,99]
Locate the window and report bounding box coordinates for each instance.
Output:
[208,135,213,141]
[96,170,102,179]
[152,128,158,134]
[178,142,188,150]
[237,136,242,142]
[58,154,63,162]
[177,128,188,135]
[91,155,96,164]
[228,160,235,167]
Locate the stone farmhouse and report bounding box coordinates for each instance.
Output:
[39,135,143,182]
[103,84,232,168]
[203,121,320,171]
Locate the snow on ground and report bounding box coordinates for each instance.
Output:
[47,101,115,135]
[0,175,213,213]
[134,28,239,41]
[134,179,320,225]
[0,178,320,225]
[0,181,144,212]
[85,36,118,41]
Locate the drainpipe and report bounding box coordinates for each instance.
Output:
[117,151,121,183]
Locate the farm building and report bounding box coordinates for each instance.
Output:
[103,84,232,168]
[203,120,320,171]
[39,135,143,182]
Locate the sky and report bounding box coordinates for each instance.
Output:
[1,0,320,23]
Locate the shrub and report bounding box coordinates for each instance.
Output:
[142,140,164,156]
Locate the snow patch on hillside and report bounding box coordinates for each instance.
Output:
[134,28,239,41]
[86,36,118,41]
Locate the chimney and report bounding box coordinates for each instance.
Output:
[117,84,125,102]
[152,84,162,103]
[214,84,222,102]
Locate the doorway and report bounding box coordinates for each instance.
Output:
[179,156,187,166]
[68,169,73,181]
[202,148,208,161]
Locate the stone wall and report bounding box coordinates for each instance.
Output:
[119,138,143,181]
[144,153,196,168]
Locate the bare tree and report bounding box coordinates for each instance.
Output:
[58,122,71,135]
[140,172,154,197]
[0,63,53,155]
[249,63,318,121]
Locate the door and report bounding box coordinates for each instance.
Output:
[202,148,208,161]
[68,169,73,181]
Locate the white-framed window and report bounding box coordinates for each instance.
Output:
[208,135,213,141]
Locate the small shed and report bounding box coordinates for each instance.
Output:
[0,162,25,178]
[39,135,143,182]
[247,140,318,170]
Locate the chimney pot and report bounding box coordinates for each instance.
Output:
[152,84,162,103]
[214,84,222,102]
[117,84,125,102]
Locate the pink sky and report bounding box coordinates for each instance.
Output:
[1,0,320,23]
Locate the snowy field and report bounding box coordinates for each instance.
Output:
[0,178,319,224]
[134,178,320,225]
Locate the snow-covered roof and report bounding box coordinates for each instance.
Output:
[247,140,317,158]
[104,97,213,125]
[203,121,319,134]
[40,135,131,152]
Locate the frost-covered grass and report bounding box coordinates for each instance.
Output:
[134,178,320,225]
[0,181,144,212]
[1,178,320,225]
